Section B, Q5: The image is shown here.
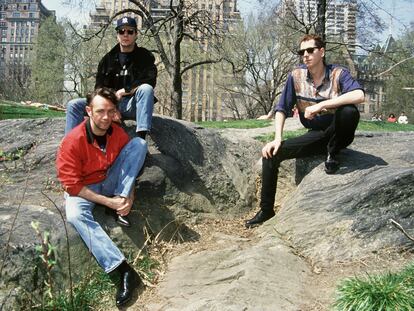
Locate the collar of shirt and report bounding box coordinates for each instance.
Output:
[306,65,332,85]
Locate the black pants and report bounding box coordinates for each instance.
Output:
[260,105,360,212]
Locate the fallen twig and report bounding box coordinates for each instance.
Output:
[390,218,414,242]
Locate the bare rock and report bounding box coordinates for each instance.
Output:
[148,233,314,311]
[148,131,414,311]
[0,116,260,309]
[271,132,414,264]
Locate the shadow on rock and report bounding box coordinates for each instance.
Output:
[295,148,388,184]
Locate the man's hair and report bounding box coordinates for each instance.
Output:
[300,34,325,48]
[86,87,118,107]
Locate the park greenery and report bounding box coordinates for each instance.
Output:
[0,101,65,120]
[0,0,413,121]
[334,263,414,310]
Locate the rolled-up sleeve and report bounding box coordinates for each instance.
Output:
[274,73,296,117]
[339,69,364,94]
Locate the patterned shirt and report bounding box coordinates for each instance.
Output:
[274,64,363,130]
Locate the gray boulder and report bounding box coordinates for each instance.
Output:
[148,131,414,311]
[0,116,261,309]
[274,132,414,263]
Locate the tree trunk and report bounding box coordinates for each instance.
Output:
[316,0,326,42]
[171,74,183,119]
[171,2,184,119]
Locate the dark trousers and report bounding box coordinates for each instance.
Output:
[260,105,360,212]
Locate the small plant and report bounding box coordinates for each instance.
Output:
[0,148,26,161]
[31,221,57,307]
[334,263,414,310]
[136,254,160,282]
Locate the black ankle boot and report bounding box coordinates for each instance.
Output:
[115,263,142,306]
[105,208,131,227]
[325,153,340,174]
[245,210,275,228]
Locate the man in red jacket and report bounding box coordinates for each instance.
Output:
[56,87,147,306]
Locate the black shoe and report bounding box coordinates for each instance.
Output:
[325,153,340,174]
[245,210,275,228]
[105,208,131,227]
[116,215,131,227]
[115,269,141,307]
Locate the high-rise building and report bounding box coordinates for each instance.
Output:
[89,0,242,121]
[0,0,54,84]
[289,0,357,53]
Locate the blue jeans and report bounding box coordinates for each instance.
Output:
[65,84,154,135]
[65,138,147,273]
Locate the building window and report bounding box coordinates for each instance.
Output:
[13,12,20,18]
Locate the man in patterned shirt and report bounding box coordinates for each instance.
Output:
[246,34,365,228]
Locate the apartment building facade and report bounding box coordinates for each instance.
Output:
[0,0,54,84]
[289,0,357,53]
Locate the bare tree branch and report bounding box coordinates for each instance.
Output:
[375,56,414,78]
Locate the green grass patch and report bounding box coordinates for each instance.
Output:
[195,119,272,129]
[254,120,414,143]
[26,268,114,311]
[254,128,308,142]
[30,254,161,310]
[137,254,160,282]
[334,263,414,310]
[358,120,414,132]
[0,101,65,120]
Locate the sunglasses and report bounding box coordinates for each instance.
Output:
[117,29,135,35]
[297,47,319,56]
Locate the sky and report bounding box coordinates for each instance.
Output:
[42,0,414,41]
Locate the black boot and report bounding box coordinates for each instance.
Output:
[116,215,131,227]
[325,153,340,174]
[245,210,275,228]
[105,208,131,227]
[115,262,142,307]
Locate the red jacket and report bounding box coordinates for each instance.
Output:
[56,120,129,196]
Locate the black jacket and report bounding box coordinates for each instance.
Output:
[95,43,157,92]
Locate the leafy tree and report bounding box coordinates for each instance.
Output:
[0,64,31,102]
[30,16,65,105]
[382,25,414,120]
[218,4,298,117]
[62,21,115,99]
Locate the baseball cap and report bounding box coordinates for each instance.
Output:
[115,16,137,30]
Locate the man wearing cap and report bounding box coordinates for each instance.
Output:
[65,16,157,140]
[245,34,365,228]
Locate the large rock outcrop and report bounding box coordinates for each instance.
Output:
[275,132,414,263]
[148,131,414,311]
[0,116,261,309]
[1,116,413,311]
